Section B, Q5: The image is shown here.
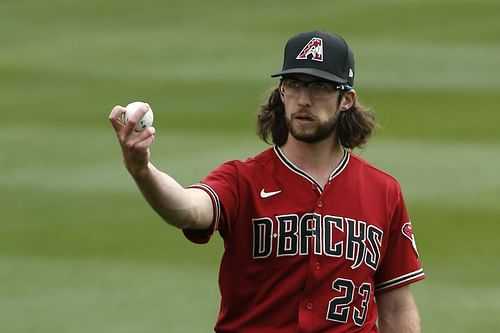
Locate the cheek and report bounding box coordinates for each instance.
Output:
[319,102,341,118]
[282,98,296,114]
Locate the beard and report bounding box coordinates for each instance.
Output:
[285,110,339,143]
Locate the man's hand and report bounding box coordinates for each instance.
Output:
[108,103,213,230]
[108,104,156,176]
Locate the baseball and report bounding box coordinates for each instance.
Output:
[123,101,154,132]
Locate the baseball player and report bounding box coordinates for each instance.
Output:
[109,30,425,332]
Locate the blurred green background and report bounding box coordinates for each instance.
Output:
[1,0,499,332]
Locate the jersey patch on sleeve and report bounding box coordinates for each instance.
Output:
[402,222,420,258]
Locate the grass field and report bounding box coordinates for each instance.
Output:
[1,0,499,332]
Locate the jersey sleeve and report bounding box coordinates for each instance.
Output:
[374,186,425,295]
[182,161,239,244]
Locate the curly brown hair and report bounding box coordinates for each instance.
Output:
[257,87,376,149]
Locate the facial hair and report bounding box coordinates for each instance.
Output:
[285,110,340,143]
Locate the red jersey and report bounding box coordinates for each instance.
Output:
[185,146,424,333]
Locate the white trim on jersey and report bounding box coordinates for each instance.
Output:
[274,146,350,193]
[375,268,425,293]
[329,149,349,182]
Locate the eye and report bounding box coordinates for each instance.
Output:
[310,82,333,92]
[284,79,302,89]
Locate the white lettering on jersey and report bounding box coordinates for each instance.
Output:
[252,213,383,271]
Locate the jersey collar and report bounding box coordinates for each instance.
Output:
[274,146,350,193]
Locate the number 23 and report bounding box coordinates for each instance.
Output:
[326,278,371,326]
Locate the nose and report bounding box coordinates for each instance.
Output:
[297,87,312,107]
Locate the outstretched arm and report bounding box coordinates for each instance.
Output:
[376,286,421,333]
[108,104,213,230]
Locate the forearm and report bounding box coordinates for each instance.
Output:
[378,306,421,333]
[377,286,421,333]
[131,162,211,230]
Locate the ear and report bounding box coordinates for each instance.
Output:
[278,84,285,102]
[340,89,356,111]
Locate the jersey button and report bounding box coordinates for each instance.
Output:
[312,184,317,191]
[306,302,313,310]
[317,201,323,208]
[315,262,321,270]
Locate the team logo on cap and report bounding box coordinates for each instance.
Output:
[402,222,420,258]
[296,37,323,62]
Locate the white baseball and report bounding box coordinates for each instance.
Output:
[123,101,154,132]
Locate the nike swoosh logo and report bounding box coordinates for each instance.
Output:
[260,189,282,198]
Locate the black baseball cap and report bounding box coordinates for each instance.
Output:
[271,30,355,87]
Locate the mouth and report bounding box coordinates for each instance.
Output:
[293,112,315,123]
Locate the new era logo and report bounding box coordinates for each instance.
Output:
[296,37,323,62]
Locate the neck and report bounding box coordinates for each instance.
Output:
[280,135,345,187]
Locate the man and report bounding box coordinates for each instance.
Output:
[109,30,425,332]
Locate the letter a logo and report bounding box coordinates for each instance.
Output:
[296,37,323,62]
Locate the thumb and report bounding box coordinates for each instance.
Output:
[109,105,126,132]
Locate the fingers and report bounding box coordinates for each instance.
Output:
[119,126,156,175]
[109,103,151,135]
[124,103,151,133]
[109,104,155,153]
[109,105,126,132]
[130,132,155,152]
[109,103,156,175]
[123,127,156,151]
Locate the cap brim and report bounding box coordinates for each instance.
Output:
[271,68,348,84]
